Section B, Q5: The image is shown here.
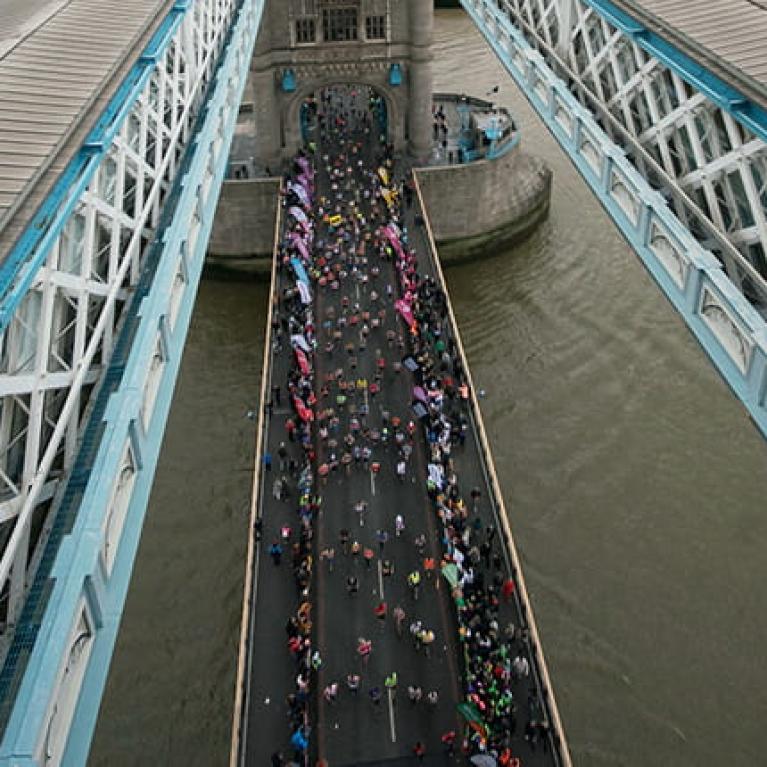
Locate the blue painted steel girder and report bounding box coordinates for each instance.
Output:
[461,0,767,439]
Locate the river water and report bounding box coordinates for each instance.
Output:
[89,9,767,767]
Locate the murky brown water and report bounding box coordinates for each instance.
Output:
[90,10,767,767]
[89,279,267,766]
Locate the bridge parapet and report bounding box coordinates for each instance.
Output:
[463,0,767,438]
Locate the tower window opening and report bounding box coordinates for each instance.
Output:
[296,17,316,44]
[322,7,358,42]
[365,15,386,40]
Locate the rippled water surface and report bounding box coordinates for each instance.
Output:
[90,10,767,767]
[89,280,267,765]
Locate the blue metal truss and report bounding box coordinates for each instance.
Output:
[581,0,767,145]
[0,4,188,335]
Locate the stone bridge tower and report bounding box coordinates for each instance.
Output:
[250,0,433,168]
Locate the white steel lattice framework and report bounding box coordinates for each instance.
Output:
[0,0,238,671]
[0,0,263,759]
[463,0,767,438]
[492,0,767,302]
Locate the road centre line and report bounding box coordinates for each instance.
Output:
[387,688,397,743]
[378,558,385,600]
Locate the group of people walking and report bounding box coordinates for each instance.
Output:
[265,85,553,767]
[267,145,322,765]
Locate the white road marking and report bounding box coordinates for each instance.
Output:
[387,688,397,743]
[370,469,376,496]
[378,558,385,600]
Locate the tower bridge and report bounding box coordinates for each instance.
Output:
[0,0,763,762]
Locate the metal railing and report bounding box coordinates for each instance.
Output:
[488,0,767,311]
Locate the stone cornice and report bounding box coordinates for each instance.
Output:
[252,41,413,69]
[288,58,395,82]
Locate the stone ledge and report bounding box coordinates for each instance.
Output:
[430,187,550,264]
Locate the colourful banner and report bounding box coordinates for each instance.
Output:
[295,348,311,376]
[288,181,310,207]
[293,395,314,422]
[395,298,415,329]
[383,225,405,259]
[289,236,309,261]
[291,334,311,353]
[291,257,310,285]
[296,156,313,178]
[442,563,459,588]
[296,174,312,192]
[381,188,397,209]
[296,280,312,305]
[288,206,308,224]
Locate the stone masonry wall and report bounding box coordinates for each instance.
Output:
[206,145,552,272]
[207,177,280,265]
[415,146,552,262]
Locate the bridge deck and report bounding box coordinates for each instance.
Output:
[0,0,172,259]
[238,90,565,766]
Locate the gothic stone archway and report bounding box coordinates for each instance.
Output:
[280,63,407,158]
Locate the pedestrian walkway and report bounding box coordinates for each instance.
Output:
[238,84,566,767]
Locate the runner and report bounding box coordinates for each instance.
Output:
[357,637,373,665]
[392,605,406,637]
[407,569,421,600]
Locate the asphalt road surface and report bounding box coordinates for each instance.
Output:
[243,87,561,767]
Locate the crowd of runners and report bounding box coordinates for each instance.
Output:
[264,86,556,767]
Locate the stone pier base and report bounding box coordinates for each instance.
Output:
[415,147,552,263]
[206,177,280,276]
